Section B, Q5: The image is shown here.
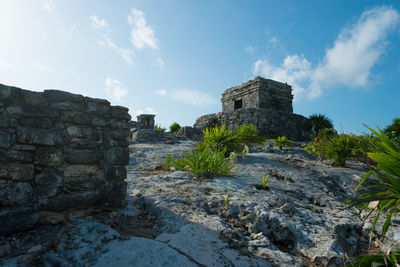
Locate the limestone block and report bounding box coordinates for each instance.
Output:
[86,98,110,114]
[43,89,84,102]
[61,112,91,125]
[107,119,130,129]
[11,144,36,151]
[110,105,131,120]
[0,132,11,148]
[35,170,63,198]
[64,176,102,192]
[104,166,127,181]
[105,147,129,165]
[63,164,99,177]
[0,163,34,181]
[44,191,101,211]
[19,117,53,128]
[39,210,66,224]
[0,118,17,128]
[35,147,63,166]
[104,180,126,207]
[0,181,33,206]
[50,101,85,111]
[6,150,33,162]
[65,148,102,164]
[66,125,102,141]
[0,205,39,235]
[17,126,63,146]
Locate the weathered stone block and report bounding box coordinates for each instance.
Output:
[108,119,130,129]
[110,106,131,120]
[17,127,64,146]
[35,170,63,198]
[0,181,33,206]
[64,176,102,192]
[0,163,34,181]
[0,132,11,148]
[0,118,17,128]
[104,180,126,207]
[6,150,33,162]
[43,89,84,102]
[0,205,39,235]
[86,98,110,114]
[105,147,129,165]
[35,148,63,166]
[11,144,36,151]
[104,166,127,180]
[64,149,102,164]
[63,164,99,177]
[44,191,101,211]
[66,125,102,141]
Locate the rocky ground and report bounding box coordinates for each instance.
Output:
[1,140,400,266]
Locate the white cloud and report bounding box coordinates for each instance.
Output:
[98,35,134,64]
[89,15,110,31]
[105,77,128,101]
[33,62,54,73]
[244,46,256,55]
[157,57,165,68]
[128,9,158,50]
[253,6,400,101]
[0,59,17,70]
[43,0,55,13]
[135,107,157,115]
[155,88,167,96]
[172,89,217,107]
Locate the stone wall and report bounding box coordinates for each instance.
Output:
[0,83,131,235]
[194,108,310,141]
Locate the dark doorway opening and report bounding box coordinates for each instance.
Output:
[234,99,242,110]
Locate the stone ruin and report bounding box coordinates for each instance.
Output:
[136,114,155,129]
[194,76,310,140]
[0,83,131,234]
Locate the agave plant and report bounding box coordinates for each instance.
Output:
[202,124,241,155]
[305,113,334,136]
[322,133,359,167]
[273,136,292,151]
[235,123,267,147]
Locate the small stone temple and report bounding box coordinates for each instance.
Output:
[136,114,155,129]
[194,76,310,140]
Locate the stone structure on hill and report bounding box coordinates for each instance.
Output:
[136,114,155,129]
[194,76,310,140]
[0,83,131,234]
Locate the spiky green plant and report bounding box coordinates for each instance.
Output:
[155,124,166,132]
[235,123,267,147]
[321,133,359,167]
[169,122,181,134]
[162,154,174,171]
[305,113,334,136]
[260,174,270,190]
[202,124,241,155]
[351,126,400,237]
[182,148,213,177]
[209,148,236,176]
[273,136,293,151]
[347,251,400,267]
[224,184,230,207]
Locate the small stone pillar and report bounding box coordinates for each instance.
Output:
[137,114,155,129]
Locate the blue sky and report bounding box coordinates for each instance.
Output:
[1,0,399,133]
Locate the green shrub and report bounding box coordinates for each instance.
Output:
[235,124,267,147]
[169,122,181,134]
[175,147,235,178]
[305,113,334,136]
[384,117,400,145]
[155,124,166,132]
[321,133,359,167]
[273,136,292,151]
[260,174,270,190]
[202,124,241,155]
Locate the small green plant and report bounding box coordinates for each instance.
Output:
[235,123,267,147]
[202,124,241,155]
[182,147,213,177]
[321,133,359,167]
[273,136,293,151]
[346,251,400,267]
[155,124,166,132]
[241,145,249,161]
[260,174,270,190]
[169,122,181,134]
[305,113,334,136]
[224,184,230,207]
[162,154,174,171]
